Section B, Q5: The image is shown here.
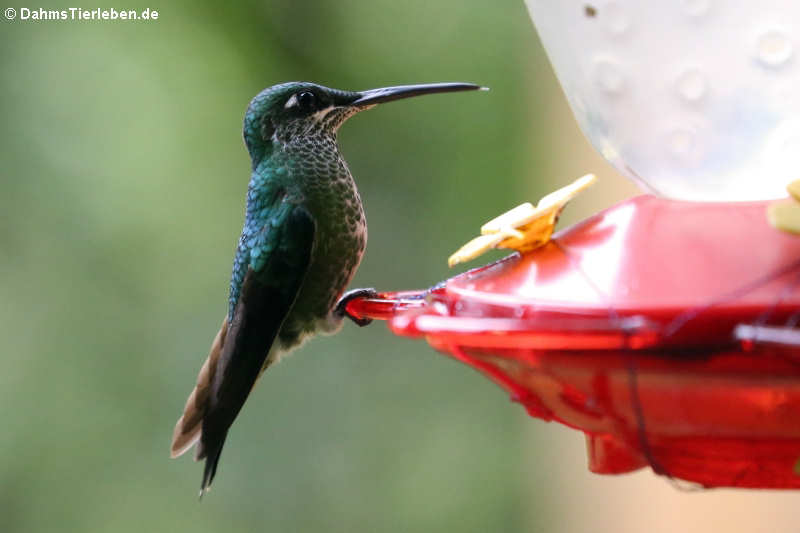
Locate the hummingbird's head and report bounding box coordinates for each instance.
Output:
[242,81,484,164]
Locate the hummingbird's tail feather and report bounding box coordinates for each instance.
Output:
[199,436,226,495]
[171,317,228,459]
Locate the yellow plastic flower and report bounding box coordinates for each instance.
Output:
[448,174,597,267]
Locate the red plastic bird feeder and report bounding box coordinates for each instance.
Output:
[347,195,800,488]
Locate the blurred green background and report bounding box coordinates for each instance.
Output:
[14,1,800,533]
[0,2,565,531]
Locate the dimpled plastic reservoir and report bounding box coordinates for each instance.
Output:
[525,1,800,201]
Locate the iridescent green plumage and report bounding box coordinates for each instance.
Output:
[230,83,367,344]
[171,81,483,494]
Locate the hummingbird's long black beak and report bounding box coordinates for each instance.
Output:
[351,82,486,107]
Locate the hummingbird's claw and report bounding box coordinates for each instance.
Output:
[335,288,379,327]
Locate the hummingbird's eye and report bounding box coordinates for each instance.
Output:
[296,91,316,110]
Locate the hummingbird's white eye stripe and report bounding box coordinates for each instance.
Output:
[284,94,298,109]
[311,106,334,122]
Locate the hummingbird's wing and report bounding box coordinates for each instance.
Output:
[171,202,316,494]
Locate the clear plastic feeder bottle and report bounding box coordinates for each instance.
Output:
[525,0,800,201]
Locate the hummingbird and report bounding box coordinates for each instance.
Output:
[170,81,483,494]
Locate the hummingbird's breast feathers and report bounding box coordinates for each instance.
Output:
[227,132,366,331]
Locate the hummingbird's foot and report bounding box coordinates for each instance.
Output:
[335,288,379,327]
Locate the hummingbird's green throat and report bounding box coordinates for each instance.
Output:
[171,81,484,495]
